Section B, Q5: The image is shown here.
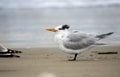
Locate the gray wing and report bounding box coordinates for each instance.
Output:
[63,32,97,50]
[67,31,88,42]
[0,44,8,52]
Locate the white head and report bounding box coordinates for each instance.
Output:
[46,24,70,33]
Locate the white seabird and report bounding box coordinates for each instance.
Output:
[46,24,114,61]
[0,44,22,57]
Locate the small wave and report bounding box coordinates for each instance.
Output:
[0,0,120,8]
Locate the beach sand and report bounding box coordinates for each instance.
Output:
[0,45,120,77]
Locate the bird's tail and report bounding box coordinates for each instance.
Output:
[96,32,114,40]
[0,49,22,54]
[7,49,22,53]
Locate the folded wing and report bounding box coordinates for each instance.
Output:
[63,31,97,50]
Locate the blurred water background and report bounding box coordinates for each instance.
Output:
[0,0,120,48]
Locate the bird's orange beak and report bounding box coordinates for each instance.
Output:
[46,27,58,32]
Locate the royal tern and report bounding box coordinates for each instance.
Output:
[0,44,22,57]
[46,24,114,61]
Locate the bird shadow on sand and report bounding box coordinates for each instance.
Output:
[57,58,99,62]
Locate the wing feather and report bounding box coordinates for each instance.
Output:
[63,32,97,50]
[0,44,8,52]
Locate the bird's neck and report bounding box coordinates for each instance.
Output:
[55,30,69,40]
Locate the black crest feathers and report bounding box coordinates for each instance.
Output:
[59,24,70,30]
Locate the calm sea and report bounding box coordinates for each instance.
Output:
[0,6,120,48]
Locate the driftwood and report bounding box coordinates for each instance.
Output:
[98,52,118,54]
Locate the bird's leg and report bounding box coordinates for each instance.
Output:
[68,53,78,61]
[74,53,78,60]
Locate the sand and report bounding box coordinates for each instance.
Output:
[0,45,120,77]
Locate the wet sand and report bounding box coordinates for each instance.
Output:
[0,45,120,77]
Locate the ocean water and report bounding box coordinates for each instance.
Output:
[0,0,120,8]
[0,6,120,48]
